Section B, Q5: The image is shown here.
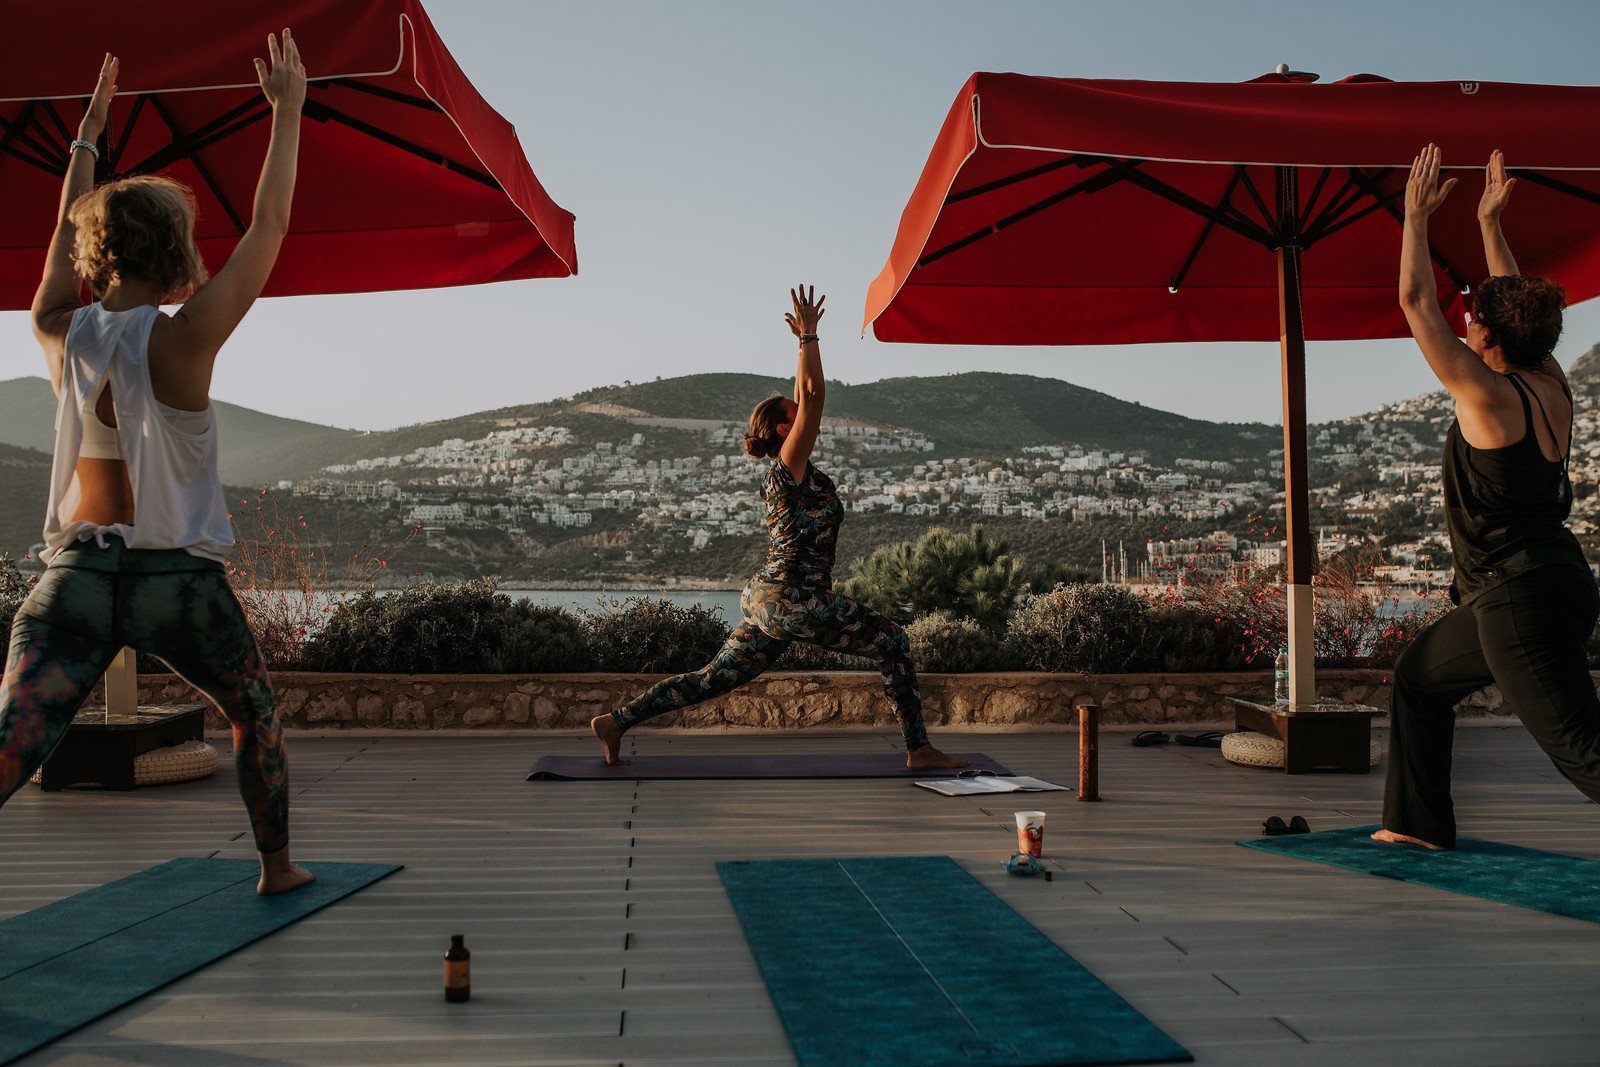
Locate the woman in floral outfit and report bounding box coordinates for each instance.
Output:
[592,286,966,770]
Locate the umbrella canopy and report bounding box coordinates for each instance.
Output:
[863,70,1600,708]
[0,0,577,309]
[864,72,1600,345]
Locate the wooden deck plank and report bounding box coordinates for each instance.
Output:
[6,725,1600,1065]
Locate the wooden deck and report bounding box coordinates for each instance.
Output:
[4,723,1600,1066]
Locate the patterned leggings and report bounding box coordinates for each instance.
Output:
[612,580,929,749]
[0,538,289,853]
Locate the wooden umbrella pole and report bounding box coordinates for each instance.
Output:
[1277,166,1316,709]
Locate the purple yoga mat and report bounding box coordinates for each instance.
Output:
[527,752,1012,781]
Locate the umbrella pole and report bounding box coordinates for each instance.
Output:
[1276,169,1316,708]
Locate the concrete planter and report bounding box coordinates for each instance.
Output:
[126,669,1531,731]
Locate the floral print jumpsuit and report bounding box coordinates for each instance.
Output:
[611,459,929,749]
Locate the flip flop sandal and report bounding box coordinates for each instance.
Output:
[1131,731,1171,748]
[1262,816,1292,836]
[1175,731,1226,747]
[1288,815,1311,834]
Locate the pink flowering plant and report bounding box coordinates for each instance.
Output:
[225,489,420,669]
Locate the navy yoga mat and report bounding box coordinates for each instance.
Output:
[717,855,1191,1067]
[0,857,400,1065]
[529,751,1012,780]
[1242,824,1600,923]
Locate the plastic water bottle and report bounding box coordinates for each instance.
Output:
[1274,648,1290,705]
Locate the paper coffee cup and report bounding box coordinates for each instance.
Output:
[1015,810,1046,857]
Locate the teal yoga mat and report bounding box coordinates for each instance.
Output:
[0,857,400,1065]
[717,855,1191,1067]
[1242,824,1600,922]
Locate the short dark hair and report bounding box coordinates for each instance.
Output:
[1473,275,1566,368]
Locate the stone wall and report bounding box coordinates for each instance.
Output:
[128,669,1530,730]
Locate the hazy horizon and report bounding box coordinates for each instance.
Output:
[5,0,1600,431]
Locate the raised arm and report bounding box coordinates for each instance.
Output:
[1399,145,1506,411]
[30,54,117,393]
[779,285,826,482]
[1478,149,1520,279]
[161,30,305,379]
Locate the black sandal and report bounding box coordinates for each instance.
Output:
[1131,731,1171,748]
[1175,731,1226,748]
[1262,815,1312,836]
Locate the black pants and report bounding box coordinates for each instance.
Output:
[1384,566,1600,848]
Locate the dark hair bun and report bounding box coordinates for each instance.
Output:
[742,431,780,459]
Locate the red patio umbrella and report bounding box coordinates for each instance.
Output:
[0,0,577,308]
[864,70,1600,708]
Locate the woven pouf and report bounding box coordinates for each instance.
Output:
[1221,731,1381,769]
[31,739,220,788]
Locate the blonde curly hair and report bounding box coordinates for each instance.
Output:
[68,175,208,301]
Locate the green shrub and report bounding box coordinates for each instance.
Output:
[775,642,879,671]
[1004,583,1150,673]
[582,596,730,673]
[1137,602,1259,671]
[302,580,593,673]
[907,613,1006,672]
[839,524,1085,632]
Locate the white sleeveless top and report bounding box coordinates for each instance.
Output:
[42,303,233,563]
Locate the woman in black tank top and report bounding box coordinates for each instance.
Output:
[1377,147,1600,850]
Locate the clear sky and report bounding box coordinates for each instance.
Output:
[5,0,1600,431]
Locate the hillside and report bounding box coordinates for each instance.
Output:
[0,376,362,486]
[0,442,51,559]
[562,372,1274,463]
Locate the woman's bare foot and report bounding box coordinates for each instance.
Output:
[906,744,968,769]
[258,848,317,895]
[1371,828,1449,851]
[590,714,632,765]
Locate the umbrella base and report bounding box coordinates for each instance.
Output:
[1229,697,1378,774]
[36,704,207,791]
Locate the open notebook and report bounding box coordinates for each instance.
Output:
[914,771,1070,796]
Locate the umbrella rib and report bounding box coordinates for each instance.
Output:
[1300,167,1395,243]
[1302,186,1405,246]
[1348,166,1468,290]
[916,163,1132,268]
[1300,173,1362,237]
[127,97,271,177]
[1233,167,1278,238]
[110,95,148,171]
[1099,159,1276,246]
[302,100,500,191]
[319,78,445,114]
[0,104,69,176]
[1169,170,1243,291]
[944,155,1081,204]
[1513,170,1600,209]
[146,97,248,235]
[1298,166,1335,232]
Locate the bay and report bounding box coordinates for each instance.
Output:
[503,588,742,618]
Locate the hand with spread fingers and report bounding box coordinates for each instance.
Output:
[1478,149,1517,222]
[1406,143,1458,220]
[79,53,118,143]
[785,284,826,339]
[254,28,306,113]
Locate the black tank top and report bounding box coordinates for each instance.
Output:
[1442,372,1588,603]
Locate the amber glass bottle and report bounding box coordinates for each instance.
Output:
[444,934,471,1002]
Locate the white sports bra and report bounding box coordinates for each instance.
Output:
[78,376,122,460]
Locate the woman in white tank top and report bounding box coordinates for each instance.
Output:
[3,38,315,895]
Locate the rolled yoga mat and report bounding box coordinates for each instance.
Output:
[0,857,401,1065]
[529,751,1012,781]
[1241,824,1600,923]
[717,855,1191,1067]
